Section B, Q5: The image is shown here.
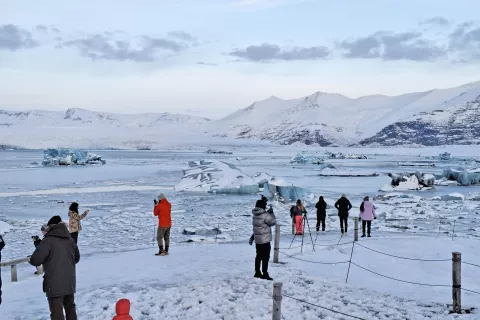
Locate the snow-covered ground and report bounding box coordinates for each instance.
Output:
[1,146,480,319]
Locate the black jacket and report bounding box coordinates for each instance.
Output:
[30,223,80,298]
[315,200,327,216]
[335,197,352,217]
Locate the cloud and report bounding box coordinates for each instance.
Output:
[61,33,190,62]
[339,31,446,61]
[168,31,196,43]
[197,61,218,66]
[420,17,450,27]
[229,43,330,62]
[449,22,480,61]
[0,24,39,51]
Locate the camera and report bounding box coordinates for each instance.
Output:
[32,235,40,241]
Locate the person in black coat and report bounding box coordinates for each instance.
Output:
[0,234,4,305]
[30,216,80,320]
[315,196,327,232]
[334,194,352,234]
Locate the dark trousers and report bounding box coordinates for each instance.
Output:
[70,232,78,244]
[255,242,271,274]
[0,261,2,305]
[316,214,326,231]
[48,294,77,320]
[339,216,348,232]
[362,220,372,235]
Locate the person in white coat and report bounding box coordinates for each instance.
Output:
[252,199,276,280]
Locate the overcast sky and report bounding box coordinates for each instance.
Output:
[1,0,480,118]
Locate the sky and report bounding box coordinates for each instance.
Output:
[1,0,480,119]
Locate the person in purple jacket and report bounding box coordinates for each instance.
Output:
[359,196,376,238]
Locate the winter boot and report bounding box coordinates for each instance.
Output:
[254,271,263,278]
[155,247,165,256]
[164,246,169,255]
[316,227,319,232]
[367,234,371,238]
[262,272,273,281]
[341,229,344,234]
[361,234,366,238]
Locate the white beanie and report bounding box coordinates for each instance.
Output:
[158,193,165,201]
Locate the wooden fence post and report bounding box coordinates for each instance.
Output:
[273,224,280,263]
[272,282,283,320]
[11,264,18,282]
[452,252,461,314]
[354,217,359,242]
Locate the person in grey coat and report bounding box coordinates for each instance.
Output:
[30,216,80,320]
[252,199,276,280]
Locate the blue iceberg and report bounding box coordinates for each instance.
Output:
[42,148,106,166]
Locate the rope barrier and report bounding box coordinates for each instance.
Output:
[462,288,480,295]
[462,261,480,269]
[354,243,451,262]
[278,250,350,265]
[350,262,450,287]
[282,294,367,320]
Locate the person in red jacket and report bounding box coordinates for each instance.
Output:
[112,299,133,320]
[153,193,172,256]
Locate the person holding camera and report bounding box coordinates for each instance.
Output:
[68,202,89,244]
[29,215,80,319]
[252,198,276,280]
[293,200,307,235]
[359,196,376,238]
[335,194,352,234]
[32,225,48,274]
[315,196,327,232]
[0,233,5,305]
[153,193,172,256]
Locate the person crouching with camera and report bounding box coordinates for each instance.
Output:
[32,225,48,274]
[252,198,276,281]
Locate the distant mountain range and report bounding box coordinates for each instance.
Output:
[2,81,480,148]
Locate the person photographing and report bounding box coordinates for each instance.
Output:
[153,193,172,256]
[252,197,276,280]
[68,202,89,244]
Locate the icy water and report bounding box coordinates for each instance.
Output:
[1,148,480,261]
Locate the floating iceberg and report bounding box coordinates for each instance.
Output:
[326,152,368,160]
[42,148,106,166]
[438,152,452,161]
[206,149,233,155]
[380,172,434,192]
[442,168,480,186]
[175,160,259,194]
[318,168,378,177]
[398,162,436,168]
[264,177,307,202]
[290,154,324,164]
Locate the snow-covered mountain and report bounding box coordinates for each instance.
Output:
[210,81,480,146]
[0,108,211,149]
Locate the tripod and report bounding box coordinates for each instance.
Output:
[289,214,316,253]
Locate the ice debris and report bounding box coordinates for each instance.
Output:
[319,168,378,177]
[42,148,106,166]
[206,149,233,155]
[398,162,436,167]
[290,154,324,164]
[175,160,259,194]
[432,193,465,201]
[326,152,368,159]
[380,172,434,192]
[0,220,12,235]
[442,168,480,186]
[183,227,221,236]
[438,152,452,161]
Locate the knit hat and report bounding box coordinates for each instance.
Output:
[47,215,62,226]
[255,200,266,210]
[342,193,346,198]
[157,193,165,201]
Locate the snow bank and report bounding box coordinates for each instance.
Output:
[442,168,480,186]
[42,148,106,166]
[0,220,12,234]
[175,160,259,194]
[318,168,378,177]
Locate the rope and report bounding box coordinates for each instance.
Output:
[272,297,285,320]
[278,250,349,265]
[350,262,450,287]
[354,243,451,262]
[282,294,367,320]
[462,261,480,268]
[462,288,480,295]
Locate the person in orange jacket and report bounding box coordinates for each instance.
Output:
[112,299,133,320]
[153,193,172,256]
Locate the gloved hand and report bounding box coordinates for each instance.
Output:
[374,217,377,220]
[249,234,254,245]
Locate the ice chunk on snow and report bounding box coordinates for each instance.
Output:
[318,168,378,177]
[439,193,465,201]
[380,174,432,192]
[175,160,259,194]
[443,168,480,186]
[0,220,12,234]
[42,148,106,166]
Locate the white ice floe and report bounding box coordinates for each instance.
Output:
[175,160,259,194]
[42,148,106,166]
[433,193,466,201]
[380,174,433,192]
[318,167,378,177]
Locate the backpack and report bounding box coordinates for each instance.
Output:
[290,206,295,218]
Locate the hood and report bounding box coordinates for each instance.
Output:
[252,207,266,216]
[363,201,374,209]
[46,222,71,239]
[116,299,131,315]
